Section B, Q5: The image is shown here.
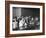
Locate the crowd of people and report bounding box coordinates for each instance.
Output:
[12,16,40,30]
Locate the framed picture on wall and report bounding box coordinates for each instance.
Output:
[5,1,45,37]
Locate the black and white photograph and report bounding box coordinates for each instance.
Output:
[12,7,40,31]
[5,1,45,37]
[9,4,43,34]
